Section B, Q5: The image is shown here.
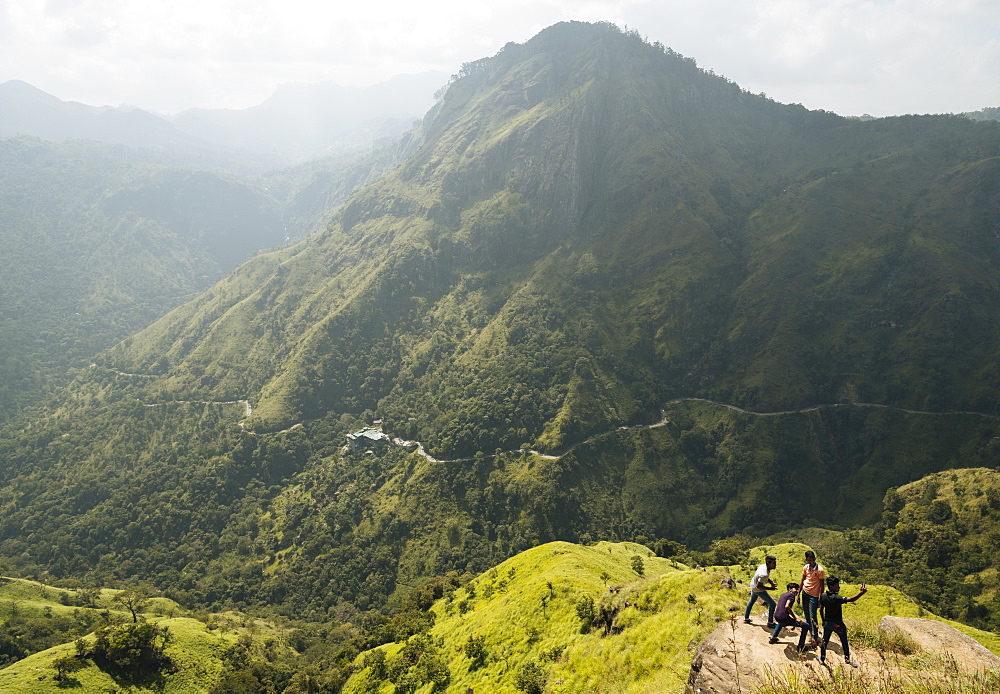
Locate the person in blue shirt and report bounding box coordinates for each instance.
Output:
[819,576,868,666]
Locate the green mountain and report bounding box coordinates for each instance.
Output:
[1,19,999,645]
[105,22,1000,450]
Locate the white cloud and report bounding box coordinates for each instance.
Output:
[0,0,996,115]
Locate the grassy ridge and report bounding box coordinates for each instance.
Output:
[0,575,236,692]
[343,541,1000,693]
[0,616,235,693]
[3,541,997,692]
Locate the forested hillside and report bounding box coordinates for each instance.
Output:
[0,137,291,420]
[0,123,420,422]
[1,21,999,683]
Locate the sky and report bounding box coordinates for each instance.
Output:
[1,0,997,117]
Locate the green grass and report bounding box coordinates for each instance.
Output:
[0,617,236,693]
[756,665,1000,694]
[343,541,1000,694]
[346,541,749,693]
[0,577,235,692]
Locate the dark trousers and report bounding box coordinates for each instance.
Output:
[801,593,820,640]
[772,619,810,651]
[821,622,850,661]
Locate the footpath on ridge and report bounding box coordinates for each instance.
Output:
[687,614,1000,693]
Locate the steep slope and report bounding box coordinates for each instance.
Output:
[103,22,1000,455]
[1,21,999,620]
[0,137,285,420]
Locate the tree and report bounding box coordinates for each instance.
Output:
[631,555,645,576]
[113,589,149,623]
[514,660,546,694]
[464,635,488,668]
[52,653,86,681]
[77,586,101,607]
[89,621,172,673]
[575,595,595,633]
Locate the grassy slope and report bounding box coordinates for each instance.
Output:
[343,541,1000,694]
[773,467,1000,631]
[0,617,234,693]
[0,577,235,693]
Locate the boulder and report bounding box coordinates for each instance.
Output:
[878,616,1000,672]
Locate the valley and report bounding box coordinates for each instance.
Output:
[1,19,999,693]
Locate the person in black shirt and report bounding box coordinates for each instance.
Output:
[819,576,867,666]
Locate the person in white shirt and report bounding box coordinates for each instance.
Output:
[744,555,778,627]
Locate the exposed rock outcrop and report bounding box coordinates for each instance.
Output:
[878,615,1000,672]
[686,615,999,693]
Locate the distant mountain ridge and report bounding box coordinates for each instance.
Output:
[0,73,445,163]
[171,71,447,162]
[0,79,199,150]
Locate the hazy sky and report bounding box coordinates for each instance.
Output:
[1,0,997,117]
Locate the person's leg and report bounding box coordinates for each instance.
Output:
[820,624,833,662]
[804,594,820,640]
[769,621,783,642]
[837,624,851,662]
[796,620,810,651]
[744,591,758,621]
[761,591,777,625]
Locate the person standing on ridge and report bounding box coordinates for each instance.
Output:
[744,555,778,627]
[819,576,867,666]
[768,582,811,652]
[799,550,824,646]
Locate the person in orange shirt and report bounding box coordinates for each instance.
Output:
[799,550,824,646]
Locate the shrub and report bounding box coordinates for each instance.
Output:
[87,621,172,674]
[52,653,86,681]
[464,634,488,666]
[631,555,645,576]
[514,660,547,694]
[540,644,566,662]
[575,595,596,625]
[362,648,386,679]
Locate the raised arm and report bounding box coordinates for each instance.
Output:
[845,583,867,602]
